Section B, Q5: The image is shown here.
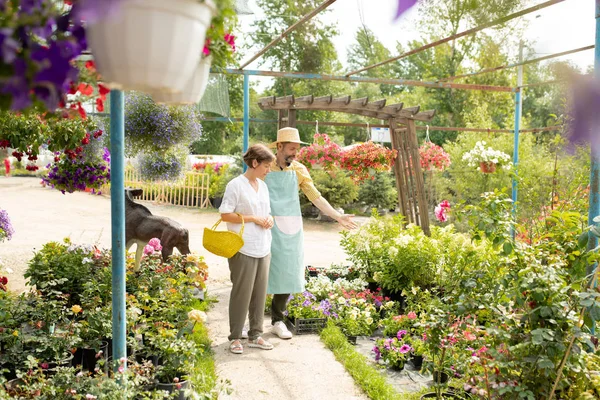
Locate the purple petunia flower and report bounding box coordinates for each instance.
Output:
[372,346,381,361]
[0,209,15,241]
[396,330,407,340]
[399,344,412,353]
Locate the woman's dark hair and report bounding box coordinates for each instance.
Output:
[243,144,275,168]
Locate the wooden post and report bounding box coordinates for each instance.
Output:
[288,109,297,128]
[389,118,410,223]
[278,110,285,130]
[406,119,430,235]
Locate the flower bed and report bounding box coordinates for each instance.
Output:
[0,238,215,398]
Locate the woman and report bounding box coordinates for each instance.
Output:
[219,144,276,354]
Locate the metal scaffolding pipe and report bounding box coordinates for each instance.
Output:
[239,0,337,69]
[221,68,518,92]
[440,45,594,82]
[345,0,565,77]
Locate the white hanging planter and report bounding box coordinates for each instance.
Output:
[149,56,212,104]
[86,0,216,93]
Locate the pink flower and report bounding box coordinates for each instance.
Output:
[148,238,162,251]
[399,344,412,353]
[407,311,417,319]
[435,200,451,222]
[143,245,155,255]
[396,330,407,340]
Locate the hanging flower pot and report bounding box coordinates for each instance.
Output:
[86,0,216,93]
[479,161,497,174]
[149,56,213,104]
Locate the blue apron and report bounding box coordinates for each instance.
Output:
[265,170,305,294]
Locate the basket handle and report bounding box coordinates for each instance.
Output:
[212,213,245,235]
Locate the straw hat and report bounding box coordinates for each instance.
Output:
[268,127,308,149]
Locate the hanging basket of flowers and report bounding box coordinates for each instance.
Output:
[461,141,511,174]
[149,56,213,104]
[296,133,342,173]
[418,141,451,172]
[86,0,217,93]
[340,141,397,183]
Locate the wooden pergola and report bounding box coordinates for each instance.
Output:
[259,94,436,235]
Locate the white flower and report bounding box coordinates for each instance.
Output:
[82,257,93,264]
[366,317,374,325]
[188,309,207,323]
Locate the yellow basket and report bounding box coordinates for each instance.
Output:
[202,215,245,258]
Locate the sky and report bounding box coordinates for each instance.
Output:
[236,0,596,89]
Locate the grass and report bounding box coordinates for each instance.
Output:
[320,321,434,400]
[320,321,404,400]
[188,297,222,399]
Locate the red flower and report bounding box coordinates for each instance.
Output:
[96,98,104,112]
[0,276,7,285]
[85,60,96,71]
[98,84,110,99]
[77,83,94,96]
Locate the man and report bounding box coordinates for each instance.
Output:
[264,127,357,339]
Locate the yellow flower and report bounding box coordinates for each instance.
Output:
[366,317,374,325]
[188,310,207,323]
[71,305,83,314]
[12,330,18,337]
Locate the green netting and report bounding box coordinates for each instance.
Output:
[197,73,230,117]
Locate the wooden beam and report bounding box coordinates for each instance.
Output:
[277,110,285,130]
[330,95,351,107]
[258,96,276,110]
[275,95,295,107]
[412,109,436,122]
[295,95,314,104]
[349,97,369,108]
[345,0,565,77]
[370,99,386,109]
[313,95,333,105]
[239,0,338,69]
[397,106,420,118]
[328,108,394,120]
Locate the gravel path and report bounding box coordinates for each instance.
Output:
[0,176,368,400]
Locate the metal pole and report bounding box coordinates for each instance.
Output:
[109,90,127,373]
[243,72,250,172]
[589,1,600,272]
[511,43,524,239]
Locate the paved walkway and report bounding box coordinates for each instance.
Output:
[0,176,368,400]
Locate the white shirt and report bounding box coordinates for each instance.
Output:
[219,175,272,258]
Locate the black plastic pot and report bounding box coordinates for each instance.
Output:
[432,371,449,384]
[156,380,189,400]
[346,335,357,345]
[74,341,108,371]
[410,354,424,369]
[420,391,461,399]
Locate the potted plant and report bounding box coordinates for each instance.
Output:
[297,133,342,173]
[340,141,397,183]
[372,332,413,371]
[152,332,197,399]
[85,0,217,93]
[0,208,14,243]
[419,141,451,172]
[284,291,330,334]
[461,141,511,173]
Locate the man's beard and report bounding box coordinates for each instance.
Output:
[284,156,294,166]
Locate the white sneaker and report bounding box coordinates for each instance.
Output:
[271,321,292,339]
[241,327,248,339]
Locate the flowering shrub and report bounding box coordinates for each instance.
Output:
[329,290,394,336]
[297,133,342,172]
[434,200,451,222]
[419,141,451,171]
[124,92,203,156]
[203,0,238,68]
[372,331,413,369]
[305,275,367,299]
[461,141,511,171]
[192,161,225,173]
[42,146,110,194]
[285,291,332,319]
[0,1,88,111]
[0,208,14,242]
[340,141,397,183]
[137,148,186,182]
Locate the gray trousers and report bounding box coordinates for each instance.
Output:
[271,293,290,325]
[228,252,270,341]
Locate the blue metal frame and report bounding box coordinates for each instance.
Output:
[511,44,523,239]
[589,0,600,273]
[109,90,127,372]
[243,72,250,172]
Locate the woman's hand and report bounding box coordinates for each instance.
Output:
[254,216,274,229]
